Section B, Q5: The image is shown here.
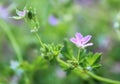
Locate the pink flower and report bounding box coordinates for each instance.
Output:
[70,32,93,48]
[16,9,27,17]
[11,7,27,20]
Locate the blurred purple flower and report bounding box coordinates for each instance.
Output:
[56,68,66,78]
[48,15,59,26]
[70,32,93,48]
[97,36,112,53]
[0,5,9,20]
[75,0,94,5]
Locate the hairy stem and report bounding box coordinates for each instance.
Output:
[87,71,120,84]
[34,32,45,48]
[56,56,70,68]
[56,55,120,84]
[77,48,80,61]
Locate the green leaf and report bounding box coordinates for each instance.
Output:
[61,39,74,59]
[40,43,63,61]
[92,53,102,65]
[79,49,87,62]
[92,64,102,69]
[86,53,102,66]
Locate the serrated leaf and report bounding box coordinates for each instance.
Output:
[84,52,102,67]
[61,39,74,59]
[92,53,102,65]
[79,49,86,62]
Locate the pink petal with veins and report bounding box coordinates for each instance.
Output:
[75,32,83,41]
[82,35,92,44]
[17,10,26,17]
[70,38,77,44]
[70,32,93,48]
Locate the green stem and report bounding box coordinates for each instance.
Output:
[56,56,70,68]
[77,48,80,61]
[34,32,45,48]
[73,67,89,79]
[56,55,120,84]
[0,19,23,62]
[87,71,120,84]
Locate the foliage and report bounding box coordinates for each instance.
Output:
[0,0,120,84]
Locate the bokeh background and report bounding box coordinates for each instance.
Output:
[0,0,120,84]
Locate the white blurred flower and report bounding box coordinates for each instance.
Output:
[113,21,119,29]
[10,60,23,76]
[10,60,19,70]
[10,76,19,84]
[86,66,92,71]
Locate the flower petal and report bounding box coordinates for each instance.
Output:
[70,32,93,48]
[82,35,92,44]
[84,43,93,48]
[75,32,83,41]
[16,9,26,17]
[70,38,77,44]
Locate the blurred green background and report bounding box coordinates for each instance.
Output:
[0,0,120,84]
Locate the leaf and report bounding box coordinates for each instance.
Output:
[92,53,102,65]
[92,64,102,69]
[79,49,87,62]
[86,53,102,66]
[61,39,74,59]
